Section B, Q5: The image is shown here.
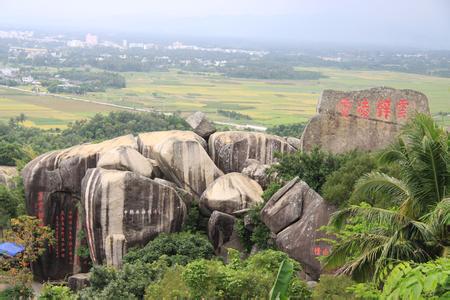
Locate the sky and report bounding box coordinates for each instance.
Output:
[1,0,449,49]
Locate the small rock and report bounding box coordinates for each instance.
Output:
[97,146,153,177]
[68,273,90,292]
[241,159,272,189]
[185,111,216,139]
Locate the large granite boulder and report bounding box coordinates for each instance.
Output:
[138,131,221,198]
[0,166,18,188]
[261,177,335,279]
[207,211,243,257]
[209,131,295,173]
[81,168,187,267]
[185,111,216,139]
[200,173,263,215]
[299,87,430,154]
[241,159,272,189]
[97,146,153,177]
[21,135,137,280]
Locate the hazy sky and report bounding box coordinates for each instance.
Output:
[1,0,449,49]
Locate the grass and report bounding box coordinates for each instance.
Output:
[0,67,449,128]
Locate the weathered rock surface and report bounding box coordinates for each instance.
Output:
[185,111,216,139]
[285,137,301,150]
[21,134,136,280]
[200,173,263,215]
[207,211,243,256]
[138,130,220,198]
[68,273,90,292]
[209,131,295,173]
[241,159,272,189]
[300,87,430,153]
[97,146,153,177]
[261,177,335,279]
[0,166,18,188]
[82,168,187,267]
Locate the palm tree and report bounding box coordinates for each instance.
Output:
[323,114,449,281]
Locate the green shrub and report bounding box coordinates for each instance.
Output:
[123,232,214,266]
[312,275,356,300]
[272,147,349,191]
[145,265,190,300]
[38,283,74,300]
[0,284,33,300]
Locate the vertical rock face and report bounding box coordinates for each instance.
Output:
[138,131,222,198]
[209,131,296,173]
[0,166,18,188]
[207,211,243,257]
[200,173,263,215]
[300,87,430,153]
[260,178,335,279]
[185,111,217,139]
[81,168,187,267]
[21,135,137,279]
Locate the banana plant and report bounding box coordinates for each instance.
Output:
[269,258,294,300]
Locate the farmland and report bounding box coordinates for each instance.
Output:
[0,67,449,129]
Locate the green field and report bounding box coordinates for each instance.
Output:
[1,67,449,128]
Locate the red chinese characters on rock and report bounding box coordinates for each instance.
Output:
[35,191,45,225]
[396,98,409,119]
[312,246,330,256]
[356,98,370,119]
[60,211,65,259]
[68,210,74,264]
[337,98,352,117]
[376,98,392,120]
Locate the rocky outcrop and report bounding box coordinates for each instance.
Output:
[185,111,216,139]
[299,87,430,153]
[209,131,295,173]
[97,146,153,178]
[200,173,263,215]
[138,131,221,198]
[21,134,136,280]
[0,166,18,188]
[261,177,335,279]
[285,137,301,150]
[81,168,186,267]
[241,159,272,189]
[207,211,243,257]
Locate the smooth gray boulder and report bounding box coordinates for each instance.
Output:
[138,131,221,198]
[81,168,187,267]
[97,146,153,177]
[200,172,263,215]
[299,87,430,153]
[185,111,216,139]
[0,166,18,188]
[241,159,272,189]
[209,131,295,173]
[207,210,243,257]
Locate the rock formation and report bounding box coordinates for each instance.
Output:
[299,87,430,153]
[261,177,335,279]
[138,130,221,198]
[207,211,243,257]
[0,166,18,188]
[81,168,186,267]
[200,173,263,215]
[185,111,217,139]
[209,131,295,173]
[21,135,136,280]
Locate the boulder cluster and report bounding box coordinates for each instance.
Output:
[20,87,429,281]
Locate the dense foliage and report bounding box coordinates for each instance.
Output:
[266,123,306,137]
[272,147,350,191]
[123,232,214,266]
[0,111,189,156]
[324,114,450,281]
[217,109,252,120]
